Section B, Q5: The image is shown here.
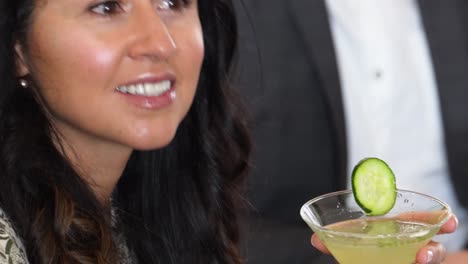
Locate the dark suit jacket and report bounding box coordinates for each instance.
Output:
[234,0,468,263]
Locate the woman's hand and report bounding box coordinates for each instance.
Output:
[311,214,459,264]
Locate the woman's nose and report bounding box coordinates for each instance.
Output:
[127,9,177,62]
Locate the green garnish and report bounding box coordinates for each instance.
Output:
[352,157,397,216]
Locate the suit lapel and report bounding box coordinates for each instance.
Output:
[290,0,347,188]
[418,0,468,206]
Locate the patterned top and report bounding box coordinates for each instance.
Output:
[0,208,28,264]
[0,207,135,264]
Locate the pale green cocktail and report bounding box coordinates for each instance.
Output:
[300,190,451,264]
[321,218,437,264]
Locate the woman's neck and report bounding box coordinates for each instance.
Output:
[52,126,133,204]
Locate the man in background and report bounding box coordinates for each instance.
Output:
[234,0,468,263]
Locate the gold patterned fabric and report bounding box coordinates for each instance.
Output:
[0,209,28,264]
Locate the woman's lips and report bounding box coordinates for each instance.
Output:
[116,80,172,96]
[115,78,177,110]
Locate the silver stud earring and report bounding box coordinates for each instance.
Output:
[19,78,28,88]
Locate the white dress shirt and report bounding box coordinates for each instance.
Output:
[325,0,467,251]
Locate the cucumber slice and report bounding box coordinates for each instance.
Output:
[352,157,397,216]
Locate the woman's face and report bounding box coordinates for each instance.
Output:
[17,0,204,152]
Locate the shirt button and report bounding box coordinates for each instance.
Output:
[374,70,383,79]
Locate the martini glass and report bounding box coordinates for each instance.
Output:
[300,189,451,264]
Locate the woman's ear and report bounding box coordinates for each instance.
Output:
[14,41,30,77]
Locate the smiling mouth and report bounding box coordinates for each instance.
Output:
[116,80,171,96]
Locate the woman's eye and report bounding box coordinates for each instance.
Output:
[90,1,124,15]
[157,0,191,11]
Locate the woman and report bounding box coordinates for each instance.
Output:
[0,0,250,263]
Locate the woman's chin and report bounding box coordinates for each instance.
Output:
[129,130,177,152]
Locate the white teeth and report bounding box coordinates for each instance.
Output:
[143,83,153,94]
[136,84,145,95]
[116,80,171,96]
[137,84,144,95]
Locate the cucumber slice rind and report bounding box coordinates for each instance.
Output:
[352,157,397,216]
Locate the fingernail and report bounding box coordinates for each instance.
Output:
[426,250,434,264]
[454,214,459,228]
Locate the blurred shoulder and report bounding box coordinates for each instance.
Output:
[0,208,28,264]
